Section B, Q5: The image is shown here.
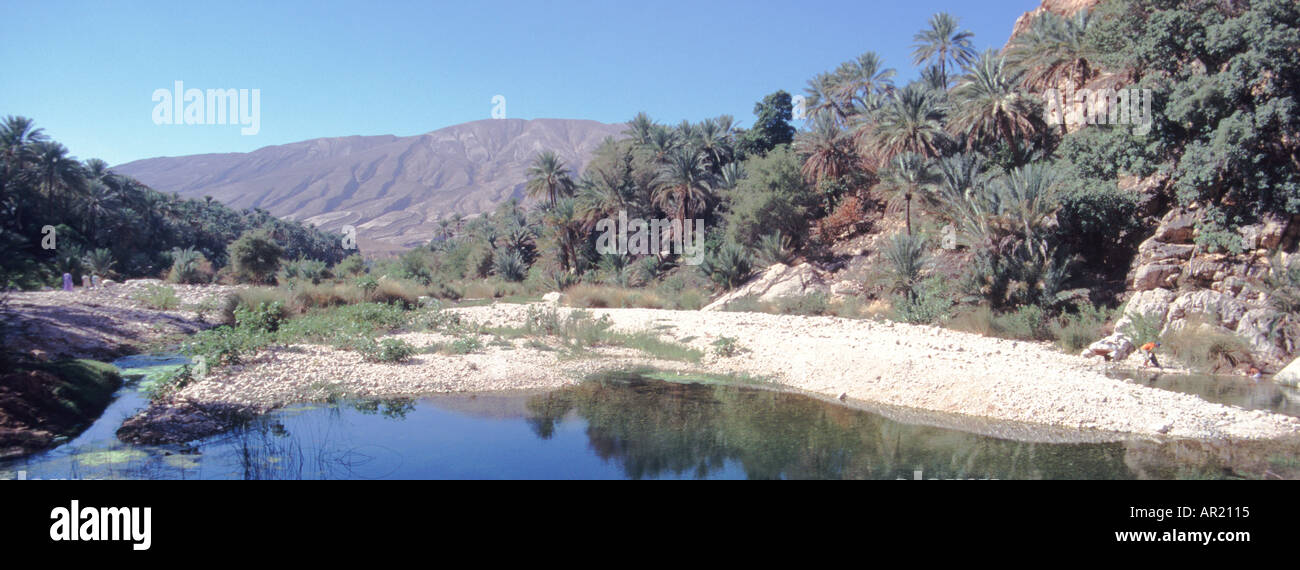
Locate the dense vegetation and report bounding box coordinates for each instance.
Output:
[387,0,1297,355]
[6,0,1296,376]
[0,118,347,289]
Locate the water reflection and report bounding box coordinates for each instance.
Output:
[1108,369,1300,418]
[527,374,1137,479]
[3,373,1299,480]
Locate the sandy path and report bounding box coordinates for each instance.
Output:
[131,302,1300,442]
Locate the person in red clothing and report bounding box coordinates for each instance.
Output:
[1140,341,1162,369]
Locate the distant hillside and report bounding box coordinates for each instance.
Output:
[115,118,627,253]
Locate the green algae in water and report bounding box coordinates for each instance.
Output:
[125,364,188,393]
[162,454,201,470]
[637,369,772,386]
[73,449,148,467]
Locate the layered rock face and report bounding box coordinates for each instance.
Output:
[1117,206,1299,368]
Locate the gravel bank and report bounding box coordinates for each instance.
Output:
[125,302,1300,442]
[2,280,238,360]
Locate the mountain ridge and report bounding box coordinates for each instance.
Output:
[115,118,627,254]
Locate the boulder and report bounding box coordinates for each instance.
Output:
[1135,237,1195,265]
[541,292,564,305]
[1254,215,1289,250]
[1235,309,1289,365]
[1080,333,1135,362]
[703,263,831,311]
[1152,209,1197,244]
[1167,290,1248,330]
[830,280,862,297]
[1184,254,1232,284]
[1277,358,1300,387]
[1118,172,1171,217]
[1114,288,1175,335]
[1131,263,1182,291]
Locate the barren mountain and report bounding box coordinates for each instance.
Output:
[115,118,626,254]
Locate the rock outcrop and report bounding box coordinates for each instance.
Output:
[1278,358,1300,387]
[1114,205,1298,368]
[702,263,833,311]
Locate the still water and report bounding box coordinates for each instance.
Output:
[2,358,1298,480]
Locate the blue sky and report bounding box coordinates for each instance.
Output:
[1,0,1039,166]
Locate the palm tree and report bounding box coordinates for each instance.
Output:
[930,152,994,246]
[695,118,734,172]
[949,50,1041,153]
[646,126,678,163]
[31,141,84,215]
[81,180,119,242]
[992,163,1059,243]
[83,158,111,182]
[575,167,626,231]
[1005,9,1095,92]
[862,84,950,162]
[525,150,575,208]
[877,152,935,235]
[796,114,858,186]
[804,72,850,125]
[82,248,116,277]
[834,52,897,108]
[1,116,47,166]
[624,112,656,145]
[436,217,453,240]
[653,149,715,223]
[542,197,584,272]
[717,162,746,191]
[911,13,977,90]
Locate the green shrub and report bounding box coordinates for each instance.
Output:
[882,232,927,295]
[995,304,1051,341]
[493,250,528,282]
[891,278,952,325]
[1120,310,1164,347]
[334,254,366,278]
[699,241,754,290]
[775,292,830,316]
[525,305,564,336]
[133,284,180,310]
[712,336,746,357]
[281,257,330,285]
[234,300,286,333]
[357,338,416,363]
[167,247,213,284]
[228,229,284,284]
[355,275,379,299]
[1051,304,1111,353]
[754,231,795,266]
[1163,321,1252,373]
